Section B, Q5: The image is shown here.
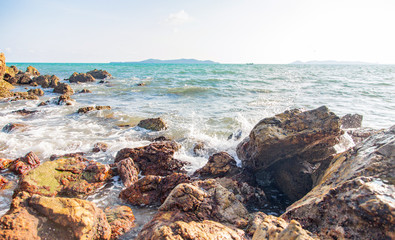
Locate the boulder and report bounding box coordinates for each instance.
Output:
[0,79,14,99]
[341,113,363,129]
[87,69,111,79]
[12,109,38,116]
[9,151,40,175]
[0,175,8,189]
[80,88,92,93]
[15,157,112,197]
[15,73,33,84]
[115,158,139,188]
[2,123,28,133]
[0,53,5,81]
[236,106,342,201]
[31,75,59,88]
[105,206,135,240]
[0,158,14,170]
[114,141,185,176]
[137,117,167,131]
[27,88,44,96]
[119,173,191,206]
[26,66,40,76]
[54,82,74,95]
[11,92,39,100]
[194,152,240,178]
[282,126,395,239]
[68,72,95,83]
[92,142,108,152]
[57,94,74,105]
[78,106,111,114]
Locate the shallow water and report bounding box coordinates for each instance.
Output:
[1,63,394,236]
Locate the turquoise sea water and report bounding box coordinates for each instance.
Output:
[1,63,394,236]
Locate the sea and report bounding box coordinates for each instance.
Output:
[1,63,394,237]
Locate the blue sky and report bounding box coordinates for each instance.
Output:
[1,0,394,63]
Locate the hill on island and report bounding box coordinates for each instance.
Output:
[110,58,219,64]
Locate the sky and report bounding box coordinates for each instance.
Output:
[0,0,394,64]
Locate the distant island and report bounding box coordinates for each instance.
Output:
[290,60,376,65]
[110,58,219,64]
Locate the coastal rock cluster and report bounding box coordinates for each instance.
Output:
[0,53,393,239]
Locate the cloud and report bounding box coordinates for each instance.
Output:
[166,10,191,25]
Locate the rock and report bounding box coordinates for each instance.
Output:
[68,72,95,83]
[341,113,363,129]
[78,106,111,113]
[119,173,191,206]
[2,123,28,133]
[87,69,111,79]
[137,220,246,240]
[0,175,8,189]
[79,88,92,93]
[57,94,74,105]
[282,126,395,239]
[114,141,185,176]
[251,214,318,240]
[54,82,74,95]
[38,101,48,106]
[31,75,59,88]
[16,73,33,85]
[193,141,205,155]
[29,195,111,240]
[115,158,139,188]
[16,157,112,197]
[194,152,241,178]
[11,92,39,101]
[105,206,135,240]
[0,53,5,81]
[237,106,342,201]
[0,79,14,99]
[137,117,167,131]
[346,127,379,145]
[9,151,40,175]
[12,109,38,116]
[92,142,108,152]
[0,158,14,170]
[27,88,44,96]
[26,66,40,76]
[50,152,85,161]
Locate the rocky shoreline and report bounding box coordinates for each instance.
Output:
[0,53,394,239]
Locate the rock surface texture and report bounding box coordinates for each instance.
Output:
[137,117,168,131]
[69,72,95,83]
[282,125,395,239]
[87,69,112,79]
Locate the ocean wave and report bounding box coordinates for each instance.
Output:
[166,86,212,95]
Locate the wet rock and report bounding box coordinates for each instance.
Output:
[0,158,14,170]
[193,141,205,155]
[252,214,318,240]
[16,157,112,197]
[152,135,171,142]
[92,142,108,152]
[31,75,59,88]
[53,82,74,95]
[26,66,40,76]
[15,73,33,84]
[27,88,44,96]
[194,152,241,178]
[137,220,246,240]
[12,108,38,116]
[79,88,92,93]
[87,69,111,79]
[12,91,39,100]
[237,106,342,201]
[341,113,363,129]
[9,151,40,175]
[2,123,28,133]
[105,206,135,240]
[346,127,379,145]
[0,53,5,81]
[57,93,74,105]
[114,141,185,176]
[78,105,111,113]
[115,158,139,188]
[282,125,395,239]
[68,72,95,83]
[0,175,8,189]
[50,152,85,161]
[38,101,48,106]
[119,173,191,206]
[137,117,167,131]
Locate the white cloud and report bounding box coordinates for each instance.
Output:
[166,10,191,25]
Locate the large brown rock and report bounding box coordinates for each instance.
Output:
[114,141,185,176]
[69,72,95,83]
[26,66,40,76]
[236,106,342,201]
[16,157,112,197]
[137,117,167,131]
[119,173,191,206]
[32,74,59,88]
[282,125,395,239]
[105,205,135,240]
[87,69,112,79]
[194,152,241,178]
[0,79,14,98]
[115,157,139,188]
[54,82,74,95]
[9,151,40,175]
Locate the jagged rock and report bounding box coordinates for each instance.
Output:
[0,175,8,189]
[236,106,342,201]
[12,109,38,116]
[137,220,246,240]
[194,152,241,178]
[341,113,363,129]
[11,92,39,100]
[27,88,44,96]
[119,173,191,205]
[79,88,92,93]
[115,158,139,188]
[92,142,108,152]
[105,206,135,240]
[68,72,95,83]
[0,158,14,170]
[282,126,395,239]
[0,53,5,81]
[114,141,185,176]
[16,157,112,197]
[26,66,40,76]
[346,127,379,145]
[53,82,74,95]
[9,151,40,175]
[0,79,14,98]
[78,106,111,113]
[251,214,318,240]
[31,75,59,88]
[137,117,167,131]
[50,152,85,161]
[87,69,111,79]
[57,94,73,105]
[2,123,28,133]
